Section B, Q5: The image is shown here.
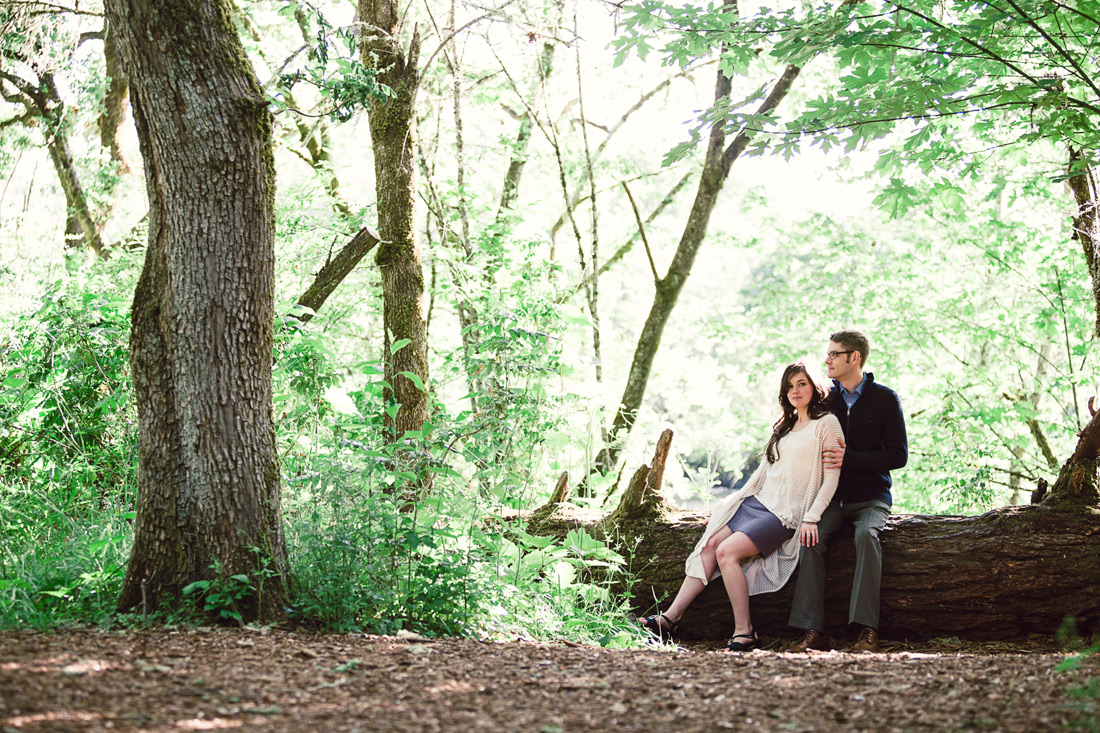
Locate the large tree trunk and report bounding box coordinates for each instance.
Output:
[107,0,287,621]
[595,63,801,474]
[533,429,1100,642]
[359,0,431,454]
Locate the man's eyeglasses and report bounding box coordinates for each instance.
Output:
[825,350,854,361]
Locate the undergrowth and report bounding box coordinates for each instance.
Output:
[0,266,649,648]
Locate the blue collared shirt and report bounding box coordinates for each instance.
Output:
[839,374,866,411]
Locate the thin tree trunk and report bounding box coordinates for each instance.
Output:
[595,63,802,474]
[40,73,107,258]
[1068,147,1100,337]
[107,0,287,621]
[98,21,130,174]
[360,0,432,456]
[574,11,602,386]
[0,66,108,257]
[494,0,564,224]
[1009,345,1057,503]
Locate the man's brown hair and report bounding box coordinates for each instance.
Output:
[830,330,870,366]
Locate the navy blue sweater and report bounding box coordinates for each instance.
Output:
[828,372,908,506]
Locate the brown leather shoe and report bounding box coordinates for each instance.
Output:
[786,629,829,652]
[850,627,879,653]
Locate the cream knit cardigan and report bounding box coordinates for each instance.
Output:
[684,413,843,595]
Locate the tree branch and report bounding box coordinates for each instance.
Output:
[0,70,45,112]
[3,0,102,15]
[293,227,382,322]
[550,60,714,243]
[888,1,1100,116]
[0,109,37,129]
[1047,0,1100,30]
[721,64,801,175]
[621,181,660,283]
[417,7,508,86]
[999,0,1100,102]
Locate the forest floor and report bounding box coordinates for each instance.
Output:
[0,628,1097,732]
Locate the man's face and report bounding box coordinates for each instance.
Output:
[825,341,860,382]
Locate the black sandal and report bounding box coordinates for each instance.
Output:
[724,629,759,652]
[638,613,680,638]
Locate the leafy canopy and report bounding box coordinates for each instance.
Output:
[613,0,1100,169]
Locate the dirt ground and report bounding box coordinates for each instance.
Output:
[0,628,1097,732]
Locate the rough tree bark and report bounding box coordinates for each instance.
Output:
[531,429,1100,641]
[359,0,432,452]
[595,62,802,474]
[1068,147,1100,337]
[1044,404,1100,507]
[107,0,287,620]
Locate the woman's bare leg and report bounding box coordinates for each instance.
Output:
[715,531,762,638]
[640,526,733,630]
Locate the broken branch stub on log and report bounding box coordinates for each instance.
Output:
[606,429,678,525]
[530,430,1100,642]
[1046,409,1100,507]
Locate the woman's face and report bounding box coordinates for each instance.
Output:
[786,370,814,411]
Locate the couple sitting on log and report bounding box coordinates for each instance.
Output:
[638,330,908,653]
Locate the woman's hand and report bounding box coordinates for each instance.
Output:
[799,522,819,547]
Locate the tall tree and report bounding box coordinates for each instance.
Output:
[105,0,287,620]
[359,0,432,455]
[595,2,802,472]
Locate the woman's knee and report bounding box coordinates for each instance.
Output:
[716,539,749,567]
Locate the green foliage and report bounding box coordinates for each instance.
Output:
[435,233,579,506]
[275,303,641,642]
[1056,620,1099,731]
[0,506,130,630]
[183,562,256,625]
[612,0,1100,209]
[0,278,135,507]
[270,3,395,122]
[0,269,137,630]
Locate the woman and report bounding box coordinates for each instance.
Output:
[638,360,843,651]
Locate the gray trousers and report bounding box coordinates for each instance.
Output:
[788,500,890,632]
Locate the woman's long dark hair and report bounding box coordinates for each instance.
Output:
[764,361,831,464]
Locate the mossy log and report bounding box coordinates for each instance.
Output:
[529,429,1100,642]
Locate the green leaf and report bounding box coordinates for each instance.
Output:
[182,581,210,596]
[397,371,426,392]
[390,338,412,355]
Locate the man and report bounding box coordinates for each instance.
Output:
[786,330,907,653]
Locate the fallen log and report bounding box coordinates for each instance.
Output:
[529,429,1100,642]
